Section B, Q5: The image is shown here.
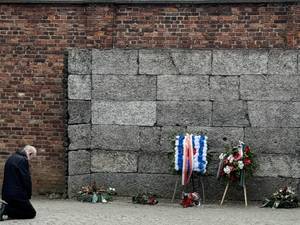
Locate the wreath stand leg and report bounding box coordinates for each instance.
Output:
[171,176,179,203]
[220,181,229,206]
[190,172,206,204]
[199,175,205,204]
[220,181,248,206]
[243,183,248,207]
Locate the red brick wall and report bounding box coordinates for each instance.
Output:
[0,2,299,195]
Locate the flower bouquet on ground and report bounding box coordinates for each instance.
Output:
[132,193,158,205]
[262,186,299,209]
[180,192,201,208]
[217,141,256,185]
[77,182,116,203]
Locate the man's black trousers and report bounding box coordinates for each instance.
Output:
[4,199,36,219]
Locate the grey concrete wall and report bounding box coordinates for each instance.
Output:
[67,48,300,201]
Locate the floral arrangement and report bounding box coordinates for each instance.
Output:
[180,192,201,208]
[262,186,299,209]
[77,182,116,203]
[217,142,255,184]
[132,193,158,205]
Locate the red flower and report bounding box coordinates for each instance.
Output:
[233,152,242,160]
[245,146,250,154]
[181,196,193,208]
[243,158,251,166]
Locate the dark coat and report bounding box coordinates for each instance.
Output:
[2,150,32,201]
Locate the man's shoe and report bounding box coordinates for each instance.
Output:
[0,200,7,221]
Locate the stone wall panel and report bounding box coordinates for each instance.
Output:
[157,101,212,126]
[158,75,209,100]
[92,125,140,150]
[68,150,91,175]
[240,75,300,101]
[91,151,137,173]
[92,75,156,101]
[92,101,156,126]
[212,101,250,127]
[268,50,298,75]
[248,101,300,127]
[212,50,268,75]
[92,49,138,75]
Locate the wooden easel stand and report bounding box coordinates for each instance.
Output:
[220,181,248,207]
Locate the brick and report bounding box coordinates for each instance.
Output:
[68,100,91,124]
[157,75,209,100]
[91,150,137,173]
[212,101,250,127]
[92,75,156,101]
[187,126,244,152]
[248,101,300,127]
[245,128,300,154]
[171,50,212,75]
[210,76,239,101]
[139,49,178,75]
[68,150,90,176]
[255,154,300,178]
[68,124,91,150]
[138,153,172,174]
[212,50,268,75]
[240,75,300,101]
[268,50,298,75]
[92,101,156,126]
[68,49,91,75]
[157,101,212,126]
[68,75,91,100]
[92,49,138,75]
[91,125,140,151]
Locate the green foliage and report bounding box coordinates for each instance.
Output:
[262,187,299,209]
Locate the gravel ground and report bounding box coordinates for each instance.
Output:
[1,198,300,225]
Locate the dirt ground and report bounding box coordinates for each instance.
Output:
[1,198,300,225]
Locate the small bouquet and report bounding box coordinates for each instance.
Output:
[132,193,158,205]
[77,182,116,203]
[262,186,299,209]
[180,192,201,208]
[217,142,255,185]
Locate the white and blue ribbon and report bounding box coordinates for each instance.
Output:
[175,134,208,175]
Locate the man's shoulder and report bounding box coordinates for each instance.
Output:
[6,153,27,165]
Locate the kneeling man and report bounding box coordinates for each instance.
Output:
[0,145,37,220]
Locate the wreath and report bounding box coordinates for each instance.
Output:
[217,142,256,185]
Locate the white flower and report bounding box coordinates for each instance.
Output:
[227,155,234,163]
[223,166,231,174]
[108,187,116,192]
[238,161,244,169]
[287,187,295,195]
[219,153,225,160]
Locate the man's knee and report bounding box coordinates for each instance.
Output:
[27,206,36,219]
[30,208,36,219]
